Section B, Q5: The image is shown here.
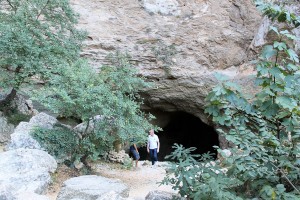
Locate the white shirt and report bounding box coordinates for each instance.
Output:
[148,134,159,149]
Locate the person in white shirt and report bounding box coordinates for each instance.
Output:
[147,129,160,165]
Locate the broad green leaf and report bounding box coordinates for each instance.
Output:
[262,45,277,59]
[270,26,279,35]
[276,111,290,119]
[287,49,299,63]
[273,41,287,51]
[286,63,298,71]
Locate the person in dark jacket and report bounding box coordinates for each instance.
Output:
[130,139,140,168]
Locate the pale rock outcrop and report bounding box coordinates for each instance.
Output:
[15,192,50,200]
[0,111,14,144]
[0,148,57,199]
[145,190,185,200]
[0,92,37,116]
[56,175,130,200]
[142,0,181,16]
[71,0,262,123]
[107,150,130,163]
[11,94,38,116]
[73,115,103,137]
[7,112,58,150]
[96,191,134,200]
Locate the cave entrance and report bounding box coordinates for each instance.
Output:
[139,111,219,161]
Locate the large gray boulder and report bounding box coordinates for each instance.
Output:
[56,175,129,200]
[0,111,14,144]
[7,112,58,150]
[96,191,134,200]
[15,192,50,200]
[0,148,57,199]
[145,190,185,200]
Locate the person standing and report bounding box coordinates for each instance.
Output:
[130,139,140,168]
[147,129,160,166]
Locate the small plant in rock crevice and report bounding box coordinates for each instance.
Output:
[151,41,177,77]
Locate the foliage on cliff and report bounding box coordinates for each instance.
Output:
[0,0,85,108]
[0,0,154,166]
[162,1,300,199]
[32,53,154,165]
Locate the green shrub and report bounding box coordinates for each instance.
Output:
[6,112,30,125]
[162,1,300,199]
[161,144,243,200]
[32,53,156,166]
[32,124,78,161]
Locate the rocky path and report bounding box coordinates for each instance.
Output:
[46,160,176,200]
[94,161,175,200]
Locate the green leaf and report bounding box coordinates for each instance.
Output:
[276,184,286,193]
[287,49,299,63]
[280,30,297,40]
[276,96,297,111]
[262,45,277,59]
[273,41,287,51]
[269,67,282,78]
[270,26,279,35]
[276,111,290,119]
[286,63,298,71]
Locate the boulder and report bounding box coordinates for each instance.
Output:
[73,115,103,137]
[0,111,14,144]
[0,148,57,198]
[145,190,185,200]
[96,191,134,200]
[7,112,58,150]
[57,175,129,200]
[15,192,50,200]
[107,150,129,163]
[11,94,38,116]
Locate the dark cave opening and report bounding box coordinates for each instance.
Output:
[139,111,219,161]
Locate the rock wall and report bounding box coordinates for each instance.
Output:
[71,0,262,123]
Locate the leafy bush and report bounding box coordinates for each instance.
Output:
[32,53,155,166]
[32,125,78,161]
[161,144,243,200]
[6,111,30,125]
[162,1,300,199]
[0,0,85,106]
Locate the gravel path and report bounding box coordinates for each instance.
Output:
[93,160,176,200]
[46,160,176,200]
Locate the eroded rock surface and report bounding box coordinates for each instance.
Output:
[7,112,58,150]
[0,112,14,144]
[71,0,262,122]
[0,148,57,199]
[57,175,130,200]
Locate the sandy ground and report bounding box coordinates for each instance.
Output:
[46,160,176,200]
[93,161,175,200]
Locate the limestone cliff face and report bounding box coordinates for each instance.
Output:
[71,0,262,123]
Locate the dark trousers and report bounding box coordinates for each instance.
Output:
[149,148,158,165]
